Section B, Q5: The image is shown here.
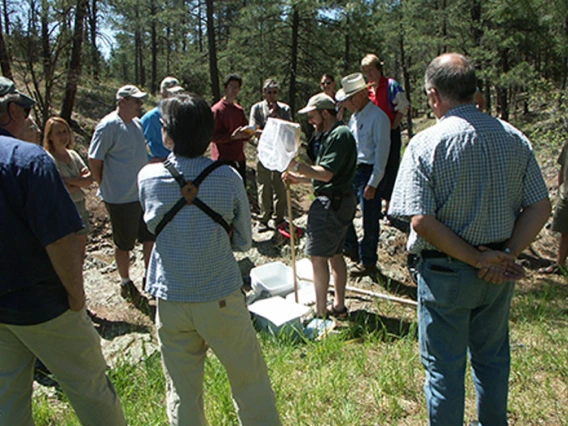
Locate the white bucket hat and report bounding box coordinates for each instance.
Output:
[335,73,368,102]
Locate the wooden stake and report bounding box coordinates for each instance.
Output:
[286,180,299,303]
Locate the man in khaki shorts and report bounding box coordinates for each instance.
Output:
[89,85,155,301]
[539,139,568,274]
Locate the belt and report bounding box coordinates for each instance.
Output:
[357,163,373,170]
[315,189,355,198]
[421,240,507,260]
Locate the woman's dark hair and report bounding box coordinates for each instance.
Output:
[160,93,214,158]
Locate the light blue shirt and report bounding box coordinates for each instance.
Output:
[141,106,171,159]
[349,100,391,188]
[388,104,549,254]
[88,111,148,204]
[138,155,252,302]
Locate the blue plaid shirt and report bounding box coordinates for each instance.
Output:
[388,104,548,254]
[138,155,252,302]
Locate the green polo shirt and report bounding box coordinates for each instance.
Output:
[313,121,357,194]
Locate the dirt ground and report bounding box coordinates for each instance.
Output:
[79,142,564,355]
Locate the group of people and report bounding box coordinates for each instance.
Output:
[0,50,554,426]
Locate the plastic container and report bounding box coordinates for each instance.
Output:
[250,261,294,297]
[248,296,310,336]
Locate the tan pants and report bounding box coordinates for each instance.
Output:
[156,289,281,426]
[0,309,126,426]
[256,161,287,223]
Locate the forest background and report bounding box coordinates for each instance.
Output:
[2,0,568,137]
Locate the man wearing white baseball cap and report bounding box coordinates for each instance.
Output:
[89,84,155,305]
[141,76,185,162]
[337,72,391,278]
[284,93,357,319]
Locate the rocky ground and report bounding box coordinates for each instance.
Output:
[33,130,566,399]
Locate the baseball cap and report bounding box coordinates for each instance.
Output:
[160,77,184,94]
[0,77,36,108]
[263,78,279,91]
[116,85,148,100]
[298,93,336,114]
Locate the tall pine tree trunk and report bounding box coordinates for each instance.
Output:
[288,5,298,117]
[0,11,12,79]
[61,0,87,122]
[150,0,157,94]
[206,0,220,102]
[88,0,99,80]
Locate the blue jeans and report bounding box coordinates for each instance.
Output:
[417,255,514,426]
[344,165,382,266]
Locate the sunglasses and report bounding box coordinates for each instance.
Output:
[13,102,31,118]
[265,90,278,95]
[321,81,333,86]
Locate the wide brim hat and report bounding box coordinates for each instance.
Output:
[335,73,368,102]
[0,77,36,108]
[298,93,336,114]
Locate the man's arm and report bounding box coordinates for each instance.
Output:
[504,198,552,258]
[411,214,523,283]
[366,113,391,199]
[286,158,334,183]
[392,112,404,130]
[89,159,104,184]
[559,165,564,188]
[45,233,85,311]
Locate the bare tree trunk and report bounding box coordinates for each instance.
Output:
[39,0,52,121]
[2,0,9,36]
[343,14,350,74]
[288,5,298,118]
[150,0,157,94]
[399,24,412,138]
[205,0,220,102]
[88,0,99,80]
[497,48,509,121]
[61,0,87,122]
[0,11,12,79]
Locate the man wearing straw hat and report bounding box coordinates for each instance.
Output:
[337,72,391,278]
[284,93,357,319]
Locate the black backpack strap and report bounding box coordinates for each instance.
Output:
[154,160,231,237]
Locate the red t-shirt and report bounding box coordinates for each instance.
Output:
[211,98,249,162]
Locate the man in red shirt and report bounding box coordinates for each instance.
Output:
[211,74,252,186]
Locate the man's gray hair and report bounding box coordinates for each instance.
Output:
[425,53,477,104]
[0,94,22,116]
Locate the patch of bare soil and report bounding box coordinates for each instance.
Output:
[76,134,565,367]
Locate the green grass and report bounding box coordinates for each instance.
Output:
[31,287,568,425]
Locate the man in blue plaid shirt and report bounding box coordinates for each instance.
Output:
[388,53,551,426]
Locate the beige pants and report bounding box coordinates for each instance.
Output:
[256,161,287,223]
[0,309,126,426]
[156,289,281,426]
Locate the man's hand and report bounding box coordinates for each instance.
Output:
[231,126,251,140]
[476,246,525,284]
[282,171,302,185]
[363,185,376,200]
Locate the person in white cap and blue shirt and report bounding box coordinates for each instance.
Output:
[337,72,391,278]
[141,76,184,162]
[88,85,155,304]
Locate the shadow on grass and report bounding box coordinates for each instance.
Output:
[344,309,417,341]
[376,271,418,302]
[89,311,152,340]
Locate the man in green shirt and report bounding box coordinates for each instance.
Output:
[285,93,357,318]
